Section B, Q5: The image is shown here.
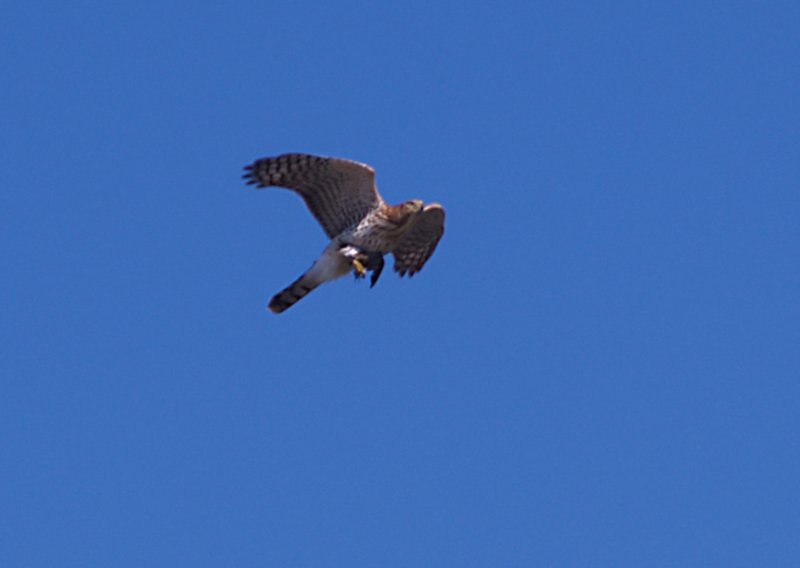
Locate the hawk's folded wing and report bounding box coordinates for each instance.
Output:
[392,204,445,277]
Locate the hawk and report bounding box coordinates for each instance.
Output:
[243,153,445,313]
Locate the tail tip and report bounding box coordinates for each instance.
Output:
[268,298,287,314]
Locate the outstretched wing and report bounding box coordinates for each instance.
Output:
[392,204,445,277]
[243,153,383,238]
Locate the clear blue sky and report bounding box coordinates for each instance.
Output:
[2,1,799,566]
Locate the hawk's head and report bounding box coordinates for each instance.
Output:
[401,200,426,229]
[380,199,427,234]
[403,199,425,214]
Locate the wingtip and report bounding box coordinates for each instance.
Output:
[424,203,445,218]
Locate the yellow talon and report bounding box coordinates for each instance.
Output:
[352,258,366,277]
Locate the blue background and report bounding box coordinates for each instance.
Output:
[3,1,799,565]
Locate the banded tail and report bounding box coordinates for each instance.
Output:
[268,272,318,313]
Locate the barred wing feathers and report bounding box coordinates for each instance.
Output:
[392,204,445,277]
[243,153,382,239]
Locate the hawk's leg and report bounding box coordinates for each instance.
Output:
[339,245,385,287]
[352,258,367,278]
